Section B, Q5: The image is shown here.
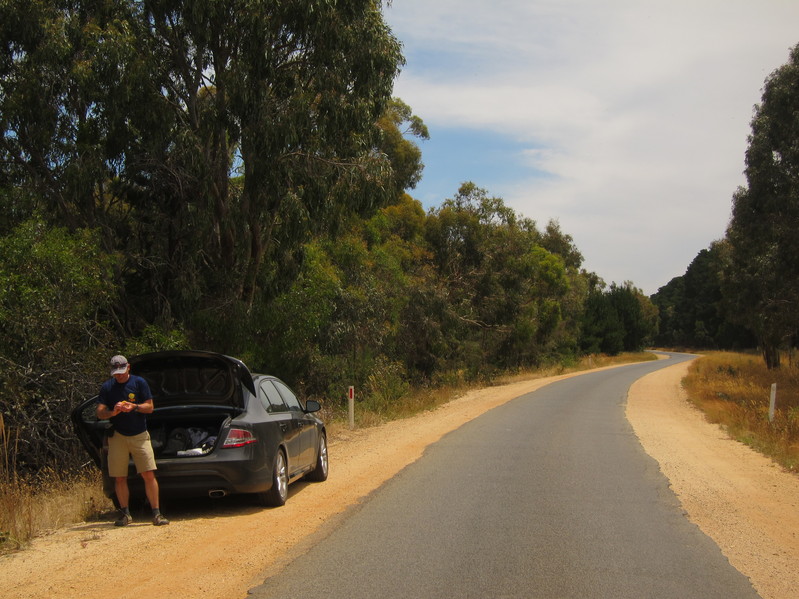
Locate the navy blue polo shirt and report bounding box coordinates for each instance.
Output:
[98,374,152,436]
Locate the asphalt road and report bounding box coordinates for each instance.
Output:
[249,354,761,599]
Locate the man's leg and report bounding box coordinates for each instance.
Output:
[108,434,133,526]
[112,477,133,526]
[115,476,130,508]
[129,432,168,525]
[141,470,169,525]
[141,470,159,510]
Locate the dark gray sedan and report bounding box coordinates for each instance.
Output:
[72,350,328,507]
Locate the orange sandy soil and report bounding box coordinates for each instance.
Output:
[1,356,797,599]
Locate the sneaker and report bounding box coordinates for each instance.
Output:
[152,513,170,526]
[114,513,132,527]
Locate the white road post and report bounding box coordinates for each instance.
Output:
[348,385,355,429]
[769,383,777,422]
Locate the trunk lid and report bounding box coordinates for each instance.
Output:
[131,350,255,409]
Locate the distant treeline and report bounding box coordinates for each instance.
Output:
[652,242,755,350]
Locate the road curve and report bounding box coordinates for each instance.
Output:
[250,354,760,599]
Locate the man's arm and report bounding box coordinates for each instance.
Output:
[97,398,152,417]
[96,401,121,420]
[134,398,154,414]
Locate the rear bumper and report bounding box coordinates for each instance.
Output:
[102,446,273,499]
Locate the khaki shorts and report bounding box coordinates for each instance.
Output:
[107,431,157,477]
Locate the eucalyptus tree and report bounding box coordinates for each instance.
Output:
[254,194,432,395]
[1,0,404,337]
[375,97,430,194]
[130,0,405,318]
[0,0,150,231]
[725,43,799,369]
[424,183,576,373]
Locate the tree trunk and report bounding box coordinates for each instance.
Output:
[762,342,781,370]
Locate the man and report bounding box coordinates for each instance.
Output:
[96,355,169,526]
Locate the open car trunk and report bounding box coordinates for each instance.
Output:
[71,350,254,468]
[72,402,239,464]
[147,409,233,457]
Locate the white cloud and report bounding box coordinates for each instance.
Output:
[384,0,799,293]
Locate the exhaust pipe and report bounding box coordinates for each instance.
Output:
[208,489,227,498]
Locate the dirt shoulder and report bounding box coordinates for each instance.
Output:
[1,357,797,599]
[627,358,799,599]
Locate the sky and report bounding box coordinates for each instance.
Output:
[382,0,799,295]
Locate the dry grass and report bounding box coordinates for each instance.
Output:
[0,468,113,553]
[2,404,114,553]
[683,351,799,473]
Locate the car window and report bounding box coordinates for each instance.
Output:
[273,380,303,412]
[260,380,289,413]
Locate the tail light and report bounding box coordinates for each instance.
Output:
[222,428,257,448]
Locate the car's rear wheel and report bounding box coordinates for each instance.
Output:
[257,449,288,507]
[306,432,328,482]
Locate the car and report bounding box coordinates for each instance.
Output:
[71,350,328,508]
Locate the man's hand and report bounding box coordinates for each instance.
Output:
[97,402,121,420]
[116,401,136,413]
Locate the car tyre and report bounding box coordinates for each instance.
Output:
[258,449,288,507]
[306,432,328,482]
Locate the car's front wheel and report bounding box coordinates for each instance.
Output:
[257,449,288,507]
[306,432,328,482]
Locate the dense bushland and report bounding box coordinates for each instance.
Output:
[0,2,656,481]
[0,187,657,479]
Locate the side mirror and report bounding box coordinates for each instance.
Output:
[305,399,321,413]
